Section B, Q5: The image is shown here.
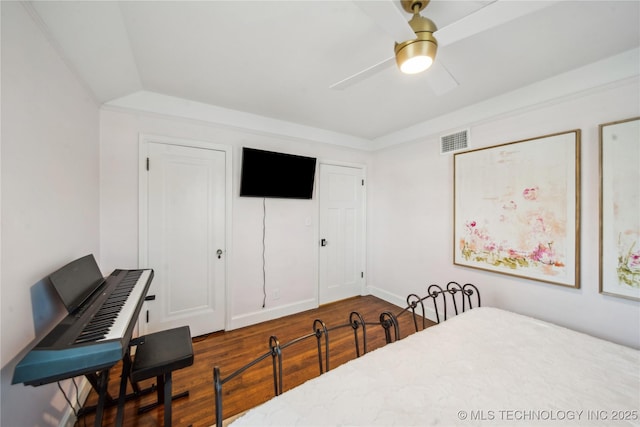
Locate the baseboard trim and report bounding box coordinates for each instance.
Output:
[367,286,438,323]
[227,298,318,331]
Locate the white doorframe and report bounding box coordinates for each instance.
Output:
[318,160,367,303]
[138,134,233,333]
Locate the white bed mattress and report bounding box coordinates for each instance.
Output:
[231,307,640,426]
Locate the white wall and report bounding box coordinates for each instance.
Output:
[2,2,638,425]
[99,108,372,330]
[1,2,100,426]
[369,79,640,349]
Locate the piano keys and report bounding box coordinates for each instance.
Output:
[12,262,153,386]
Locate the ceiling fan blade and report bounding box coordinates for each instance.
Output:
[331,0,556,91]
[329,0,409,90]
[426,61,458,96]
[353,0,414,42]
[435,0,558,47]
[330,56,395,90]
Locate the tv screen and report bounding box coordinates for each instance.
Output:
[49,254,105,314]
[240,148,317,199]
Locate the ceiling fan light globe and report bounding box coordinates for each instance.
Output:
[400,55,433,74]
[395,38,437,74]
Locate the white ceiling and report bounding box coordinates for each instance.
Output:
[27,0,640,144]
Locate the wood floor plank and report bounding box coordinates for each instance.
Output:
[79,295,432,427]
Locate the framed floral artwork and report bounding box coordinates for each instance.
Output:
[454,130,580,288]
[600,117,640,300]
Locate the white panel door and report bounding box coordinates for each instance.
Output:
[143,142,226,336]
[319,164,365,304]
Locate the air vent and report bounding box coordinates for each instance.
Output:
[440,129,470,154]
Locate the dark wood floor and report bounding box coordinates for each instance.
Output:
[78,295,432,427]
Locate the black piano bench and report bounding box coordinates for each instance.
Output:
[130,325,194,426]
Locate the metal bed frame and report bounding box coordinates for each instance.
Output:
[381,281,481,342]
[212,281,480,427]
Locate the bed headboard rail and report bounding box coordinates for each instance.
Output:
[213,334,289,424]
[213,311,374,426]
[381,282,481,342]
[447,281,481,318]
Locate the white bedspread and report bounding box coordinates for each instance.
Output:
[231,307,640,426]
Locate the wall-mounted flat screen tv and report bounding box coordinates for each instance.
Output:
[240,147,317,199]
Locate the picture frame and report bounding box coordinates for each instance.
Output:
[453,130,580,288]
[599,117,640,301]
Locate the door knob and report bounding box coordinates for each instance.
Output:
[320,239,328,247]
[216,249,223,259]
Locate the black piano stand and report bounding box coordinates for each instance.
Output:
[79,327,193,427]
[77,359,155,426]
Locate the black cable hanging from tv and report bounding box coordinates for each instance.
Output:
[262,197,267,308]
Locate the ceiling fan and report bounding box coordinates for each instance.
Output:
[330,0,556,94]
